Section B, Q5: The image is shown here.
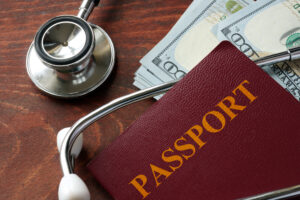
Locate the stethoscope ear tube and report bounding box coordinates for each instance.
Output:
[254,46,300,66]
[58,47,300,200]
[62,46,300,171]
[78,0,101,20]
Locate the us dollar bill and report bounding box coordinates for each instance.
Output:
[139,0,256,82]
[134,65,164,100]
[213,0,300,100]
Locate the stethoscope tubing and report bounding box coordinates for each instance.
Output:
[60,80,176,175]
[59,47,300,199]
[60,46,300,176]
[78,0,100,20]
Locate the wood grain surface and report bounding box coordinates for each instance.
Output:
[0,0,191,199]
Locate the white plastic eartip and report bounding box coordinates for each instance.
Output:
[58,174,90,200]
[57,127,83,158]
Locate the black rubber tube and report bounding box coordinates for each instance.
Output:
[34,16,93,65]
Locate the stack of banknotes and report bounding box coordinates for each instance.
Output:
[133,0,300,100]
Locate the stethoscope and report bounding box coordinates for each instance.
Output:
[26,0,115,98]
[24,0,300,198]
[56,47,300,200]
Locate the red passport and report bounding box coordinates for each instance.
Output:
[88,41,300,200]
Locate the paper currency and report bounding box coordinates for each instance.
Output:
[139,0,255,81]
[134,0,300,101]
[213,0,300,100]
[214,0,300,57]
[263,61,300,99]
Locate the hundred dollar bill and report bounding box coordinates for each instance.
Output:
[134,67,154,87]
[134,0,214,90]
[214,0,300,58]
[262,61,300,100]
[135,65,164,86]
[134,0,210,85]
[213,0,300,100]
[137,0,218,83]
[134,66,165,100]
[133,75,163,100]
[133,78,149,90]
[139,0,256,83]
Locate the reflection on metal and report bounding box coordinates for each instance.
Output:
[240,185,300,200]
[26,0,114,98]
[27,24,115,98]
[59,47,300,199]
[42,22,87,60]
[255,46,300,66]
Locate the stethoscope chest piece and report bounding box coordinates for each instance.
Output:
[26,1,115,98]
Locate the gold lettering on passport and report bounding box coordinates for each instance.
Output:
[161,148,184,172]
[129,80,257,199]
[217,96,246,120]
[174,136,196,160]
[129,174,150,199]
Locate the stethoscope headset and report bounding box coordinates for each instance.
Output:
[56,47,300,200]
[25,1,300,199]
[26,0,115,98]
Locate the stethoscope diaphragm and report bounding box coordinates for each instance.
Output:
[34,16,94,66]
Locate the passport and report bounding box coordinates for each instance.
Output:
[88,41,300,200]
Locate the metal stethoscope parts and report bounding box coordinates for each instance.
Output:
[57,46,300,200]
[26,0,115,98]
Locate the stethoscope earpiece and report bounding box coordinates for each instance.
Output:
[26,0,115,98]
[25,1,300,199]
[59,174,90,200]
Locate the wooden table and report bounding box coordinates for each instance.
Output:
[0,0,191,199]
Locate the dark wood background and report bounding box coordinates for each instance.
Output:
[0,0,191,199]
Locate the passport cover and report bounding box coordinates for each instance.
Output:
[88,41,300,200]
